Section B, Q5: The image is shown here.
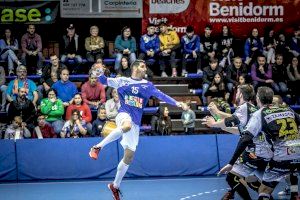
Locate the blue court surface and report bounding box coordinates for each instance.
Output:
[0,176,291,200]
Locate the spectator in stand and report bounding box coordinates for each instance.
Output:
[181,25,201,76]
[287,56,300,104]
[90,59,110,77]
[156,106,172,135]
[261,27,276,64]
[225,56,248,94]
[38,54,66,98]
[139,23,160,63]
[61,109,87,138]
[159,22,180,77]
[117,57,131,77]
[289,26,300,58]
[272,54,288,95]
[91,105,107,137]
[244,28,263,66]
[275,33,292,63]
[20,24,43,75]
[61,24,83,73]
[4,116,31,140]
[6,65,38,107]
[52,68,77,107]
[0,28,21,76]
[65,93,92,134]
[81,71,106,110]
[218,25,235,68]
[205,73,229,104]
[251,55,274,90]
[202,58,223,106]
[114,26,137,71]
[181,100,196,135]
[7,87,36,131]
[40,89,64,135]
[0,66,7,112]
[32,114,57,139]
[105,88,120,121]
[85,25,105,63]
[200,25,218,68]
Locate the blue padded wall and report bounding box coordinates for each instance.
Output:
[16,138,119,180]
[118,135,220,177]
[0,140,17,181]
[216,134,239,168]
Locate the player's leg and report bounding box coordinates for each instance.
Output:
[91,113,132,156]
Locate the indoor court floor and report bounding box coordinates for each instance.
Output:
[0,176,292,200]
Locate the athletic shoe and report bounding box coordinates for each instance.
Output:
[221,190,234,200]
[108,183,122,200]
[89,146,101,160]
[278,187,290,196]
[36,69,42,75]
[161,71,168,77]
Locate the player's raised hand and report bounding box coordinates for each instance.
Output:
[208,102,219,115]
[176,102,184,108]
[217,164,232,176]
[201,116,215,127]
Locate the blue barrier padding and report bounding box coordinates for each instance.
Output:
[118,135,219,177]
[16,138,119,180]
[216,134,239,168]
[191,89,203,95]
[143,107,159,114]
[185,73,203,79]
[0,140,17,181]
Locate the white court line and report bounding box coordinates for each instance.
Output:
[179,188,230,200]
[0,176,225,186]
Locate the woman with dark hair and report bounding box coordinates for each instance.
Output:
[244,28,263,66]
[65,93,92,134]
[114,26,137,71]
[60,109,87,138]
[218,25,235,68]
[0,28,21,75]
[117,56,131,77]
[261,27,276,64]
[40,88,64,135]
[156,106,172,135]
[205,73,228,104]
[287,56,300,103]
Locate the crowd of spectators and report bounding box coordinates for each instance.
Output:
[0,22,299,139]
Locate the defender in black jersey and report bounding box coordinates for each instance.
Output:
[204,85,269,200]
[221,87,300,200]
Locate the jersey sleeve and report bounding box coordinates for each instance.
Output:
[232,104,248,127]
[243,109,262,137]
[98,75,123,89]
[150,84,178,106]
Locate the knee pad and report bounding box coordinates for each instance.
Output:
[262,180,278,189]
[226,172,242,189]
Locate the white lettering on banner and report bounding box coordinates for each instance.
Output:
[150,0,190,14]
[209,2,284,17]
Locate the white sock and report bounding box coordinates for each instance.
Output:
[97,127,123,148]
[113,160,129,188]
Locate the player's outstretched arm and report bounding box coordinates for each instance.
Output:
[151,85,178,107]
[98,74,122,89]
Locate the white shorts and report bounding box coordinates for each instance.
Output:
[116,112,140,152]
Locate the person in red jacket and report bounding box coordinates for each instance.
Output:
[66,93,92,134]
[32,114,57,138]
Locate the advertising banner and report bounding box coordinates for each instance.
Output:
[0,1,59,24]
[61,0,143,18]
[143,0,300,37]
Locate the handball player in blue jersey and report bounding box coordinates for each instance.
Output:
[90,60,183,200]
